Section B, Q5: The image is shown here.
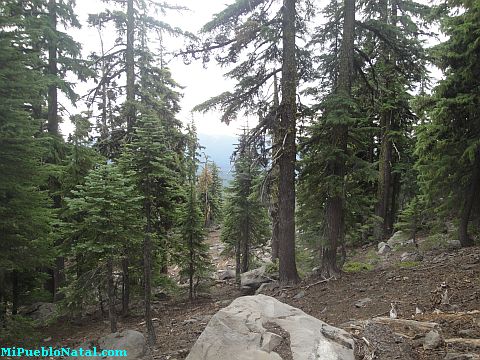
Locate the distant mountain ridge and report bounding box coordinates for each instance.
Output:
[198,133,236,184]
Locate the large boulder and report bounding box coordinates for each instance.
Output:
[218,269,236,281]
[387,231,411,249]
[23,302,57,324]
[378,242,391,256]
[186,294,355,360]
[240,266,271,290]
[98,330,146,360]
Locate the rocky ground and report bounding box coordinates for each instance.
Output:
[28,230,480,359]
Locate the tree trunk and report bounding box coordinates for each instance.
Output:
[12,270,19,315]
[376,112,393,241]
[459,147,480,247]
[321,0,355,277]
[270,74,280,262]
[144,198,156,345]
[235,239,241,284]
[126,0,135,133]
[189,233,194,301]
[375,0,395,242]
[121,257,129,316]
[47,0,58,135]
[0,270,5,327]
[278,0,299,285]
[107,258,117,333]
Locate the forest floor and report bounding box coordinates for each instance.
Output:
[38,229,480,359]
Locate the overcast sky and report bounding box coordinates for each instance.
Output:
[61,0,441,139]
[61,0,244,138]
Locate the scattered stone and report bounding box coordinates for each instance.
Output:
[218,269,236,281]
[255,282,279,295]
[186,295,355,360]
[261,332,283,353]
[378,241,387,251]
[387,231,411,248]
[216,299,232,307]
[444,352,480,360]
[98,330,146,360]
[240,266,272,290]
[293,290,305,300]
[423,330,443,350]
[355,298,372,308]
[445,338,480,349]
[23,302,57,324]
[152,287,169,301]
[400,252,423,262]
[183,318,198,325]
[458,329,476,338]
[378,243,391,256]
[447,240,462,249]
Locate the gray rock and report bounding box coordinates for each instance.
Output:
[186,294,355,360]
[423,330,443,350]
[458,329,476,338]
[240,266,271,290]
[261,332,283,353]
[387,231,411,248]
[444,353,480,360]
[447,240,462,249]
[293,290,305,300]
[378,243,391,256]
[355,298,372,308]
[378,242,387,251]
[255,282,279,295]
[24,302,57,324]
[400,252,423,262]
[98,330,146,359]
[218,269,236,281]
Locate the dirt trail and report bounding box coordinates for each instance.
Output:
[38,233,480,360]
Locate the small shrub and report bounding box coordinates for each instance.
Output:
[0,316,39,346]
[343,261,374,273]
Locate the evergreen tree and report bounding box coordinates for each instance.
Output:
[197,161,223,227]
[0,13,53,326]
[184,0,314,284]
[178,124,211,300]
[120,110,183,345]
[64,164,142,332]
[221,131,271,282]
[416,0,480,247]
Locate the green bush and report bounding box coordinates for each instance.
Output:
[343,261,374,273]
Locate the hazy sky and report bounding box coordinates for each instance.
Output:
[61,0,245,138]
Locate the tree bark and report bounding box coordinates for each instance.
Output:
[47,0,58,135]
[12,270,19,315]
[278,0,299,285]
[107,258,117,333]
[321,0,355,277]
[270,74,280,262]
[235,239,241,284]
[121,257,129,316]
[144,196,156,345]
[459,147,480,247]
[375,0,395,242]
[126,0,135,133]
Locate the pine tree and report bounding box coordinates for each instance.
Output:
[0,12,53,326]
[221,131,271,282]
[183,0,314,284]
[178,124,212,301]
[416,0,480,247]
[197,161,223,227]
[120,110,183,345]
[64,164,142,332]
